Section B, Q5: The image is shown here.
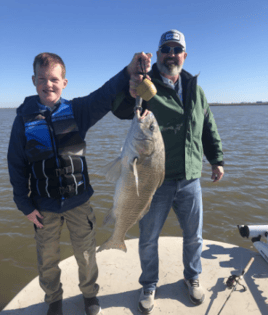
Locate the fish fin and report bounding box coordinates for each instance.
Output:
[97,237,127,253]
[102,207,115,226]
[132,158,139,197]
[137,207,150,221]
[158,171,165,188]
[137,198,153,221]
[98,156,122,182]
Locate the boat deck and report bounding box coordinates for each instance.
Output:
[1,237,268,314]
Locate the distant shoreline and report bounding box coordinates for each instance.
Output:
[1,103,268,109]
[209,102,268,106]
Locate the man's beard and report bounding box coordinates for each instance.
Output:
[157,57,183,76]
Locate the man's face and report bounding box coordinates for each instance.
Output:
[157,42,187,77]
[32,64,68,108]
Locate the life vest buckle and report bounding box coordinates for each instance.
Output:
[59,185,75,195]
[56,168,66,176]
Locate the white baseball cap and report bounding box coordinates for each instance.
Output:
[158,29,186,50]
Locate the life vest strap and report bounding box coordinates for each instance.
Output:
[31,155,86,179]
[59,184,76,195]
[30,157,89,199]
[55,166,73,177]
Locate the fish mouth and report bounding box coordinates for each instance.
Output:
[133,137,153,142]
[136,108,142,120]
[136,108,151,121]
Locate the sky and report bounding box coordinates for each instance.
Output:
[0,0,267,107]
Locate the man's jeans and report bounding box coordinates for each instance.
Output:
[139,178,203,291]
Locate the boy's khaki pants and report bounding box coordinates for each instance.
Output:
[34,200,99,304]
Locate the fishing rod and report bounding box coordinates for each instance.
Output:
[217,256,254,315]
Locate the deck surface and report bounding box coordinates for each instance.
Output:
[1,237,268,315]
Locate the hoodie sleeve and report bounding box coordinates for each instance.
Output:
[111,86,137,120]
[71,67,131,136]
[7,115,36,215]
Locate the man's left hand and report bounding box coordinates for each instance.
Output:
[211,165,224,183]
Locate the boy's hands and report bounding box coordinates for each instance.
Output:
[127,52,152,77]
[27,209,44,228]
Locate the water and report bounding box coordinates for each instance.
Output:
[0,105,267,310]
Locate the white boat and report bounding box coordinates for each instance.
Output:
[1,237,268,315]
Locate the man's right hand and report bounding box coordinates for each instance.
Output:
[27,210,44,229]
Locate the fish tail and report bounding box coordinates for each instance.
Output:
[97,237,127,253]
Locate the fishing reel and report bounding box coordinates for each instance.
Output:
[225,274,246,291]
[218,257,254,315]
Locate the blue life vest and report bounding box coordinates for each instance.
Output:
[23,100,90,199]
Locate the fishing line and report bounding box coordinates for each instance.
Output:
[139,58,147,79]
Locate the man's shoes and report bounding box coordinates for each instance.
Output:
[184,278,205,305]
[138,288,156,314]
[47,300,63,315]
[84,296,101,315]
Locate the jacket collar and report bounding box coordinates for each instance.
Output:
[17,95,62,116]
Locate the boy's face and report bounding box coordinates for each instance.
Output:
[32,64,68,108]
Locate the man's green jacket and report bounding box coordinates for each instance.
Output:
[112,64,223,181]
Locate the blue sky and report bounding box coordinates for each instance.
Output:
[1,0,267,107]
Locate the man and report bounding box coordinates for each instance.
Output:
[113,29,224,314]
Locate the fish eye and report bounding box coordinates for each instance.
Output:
[149,123,155,131]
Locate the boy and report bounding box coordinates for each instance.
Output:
[7,52,151,315]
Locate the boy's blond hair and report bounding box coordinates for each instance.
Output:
[33,52,66,78]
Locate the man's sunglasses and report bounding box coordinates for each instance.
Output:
[160,45,184,54]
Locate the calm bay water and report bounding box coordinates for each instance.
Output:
[0,105,267,310]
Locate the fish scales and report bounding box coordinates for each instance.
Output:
[97,110,165,253]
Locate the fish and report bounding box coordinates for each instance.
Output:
[97,109,165,253]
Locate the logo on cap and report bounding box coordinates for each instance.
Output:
[166,33,180,41]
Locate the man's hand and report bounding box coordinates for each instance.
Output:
[27,209,44,228]
[211,165,224,183]
[127,52,152,77]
